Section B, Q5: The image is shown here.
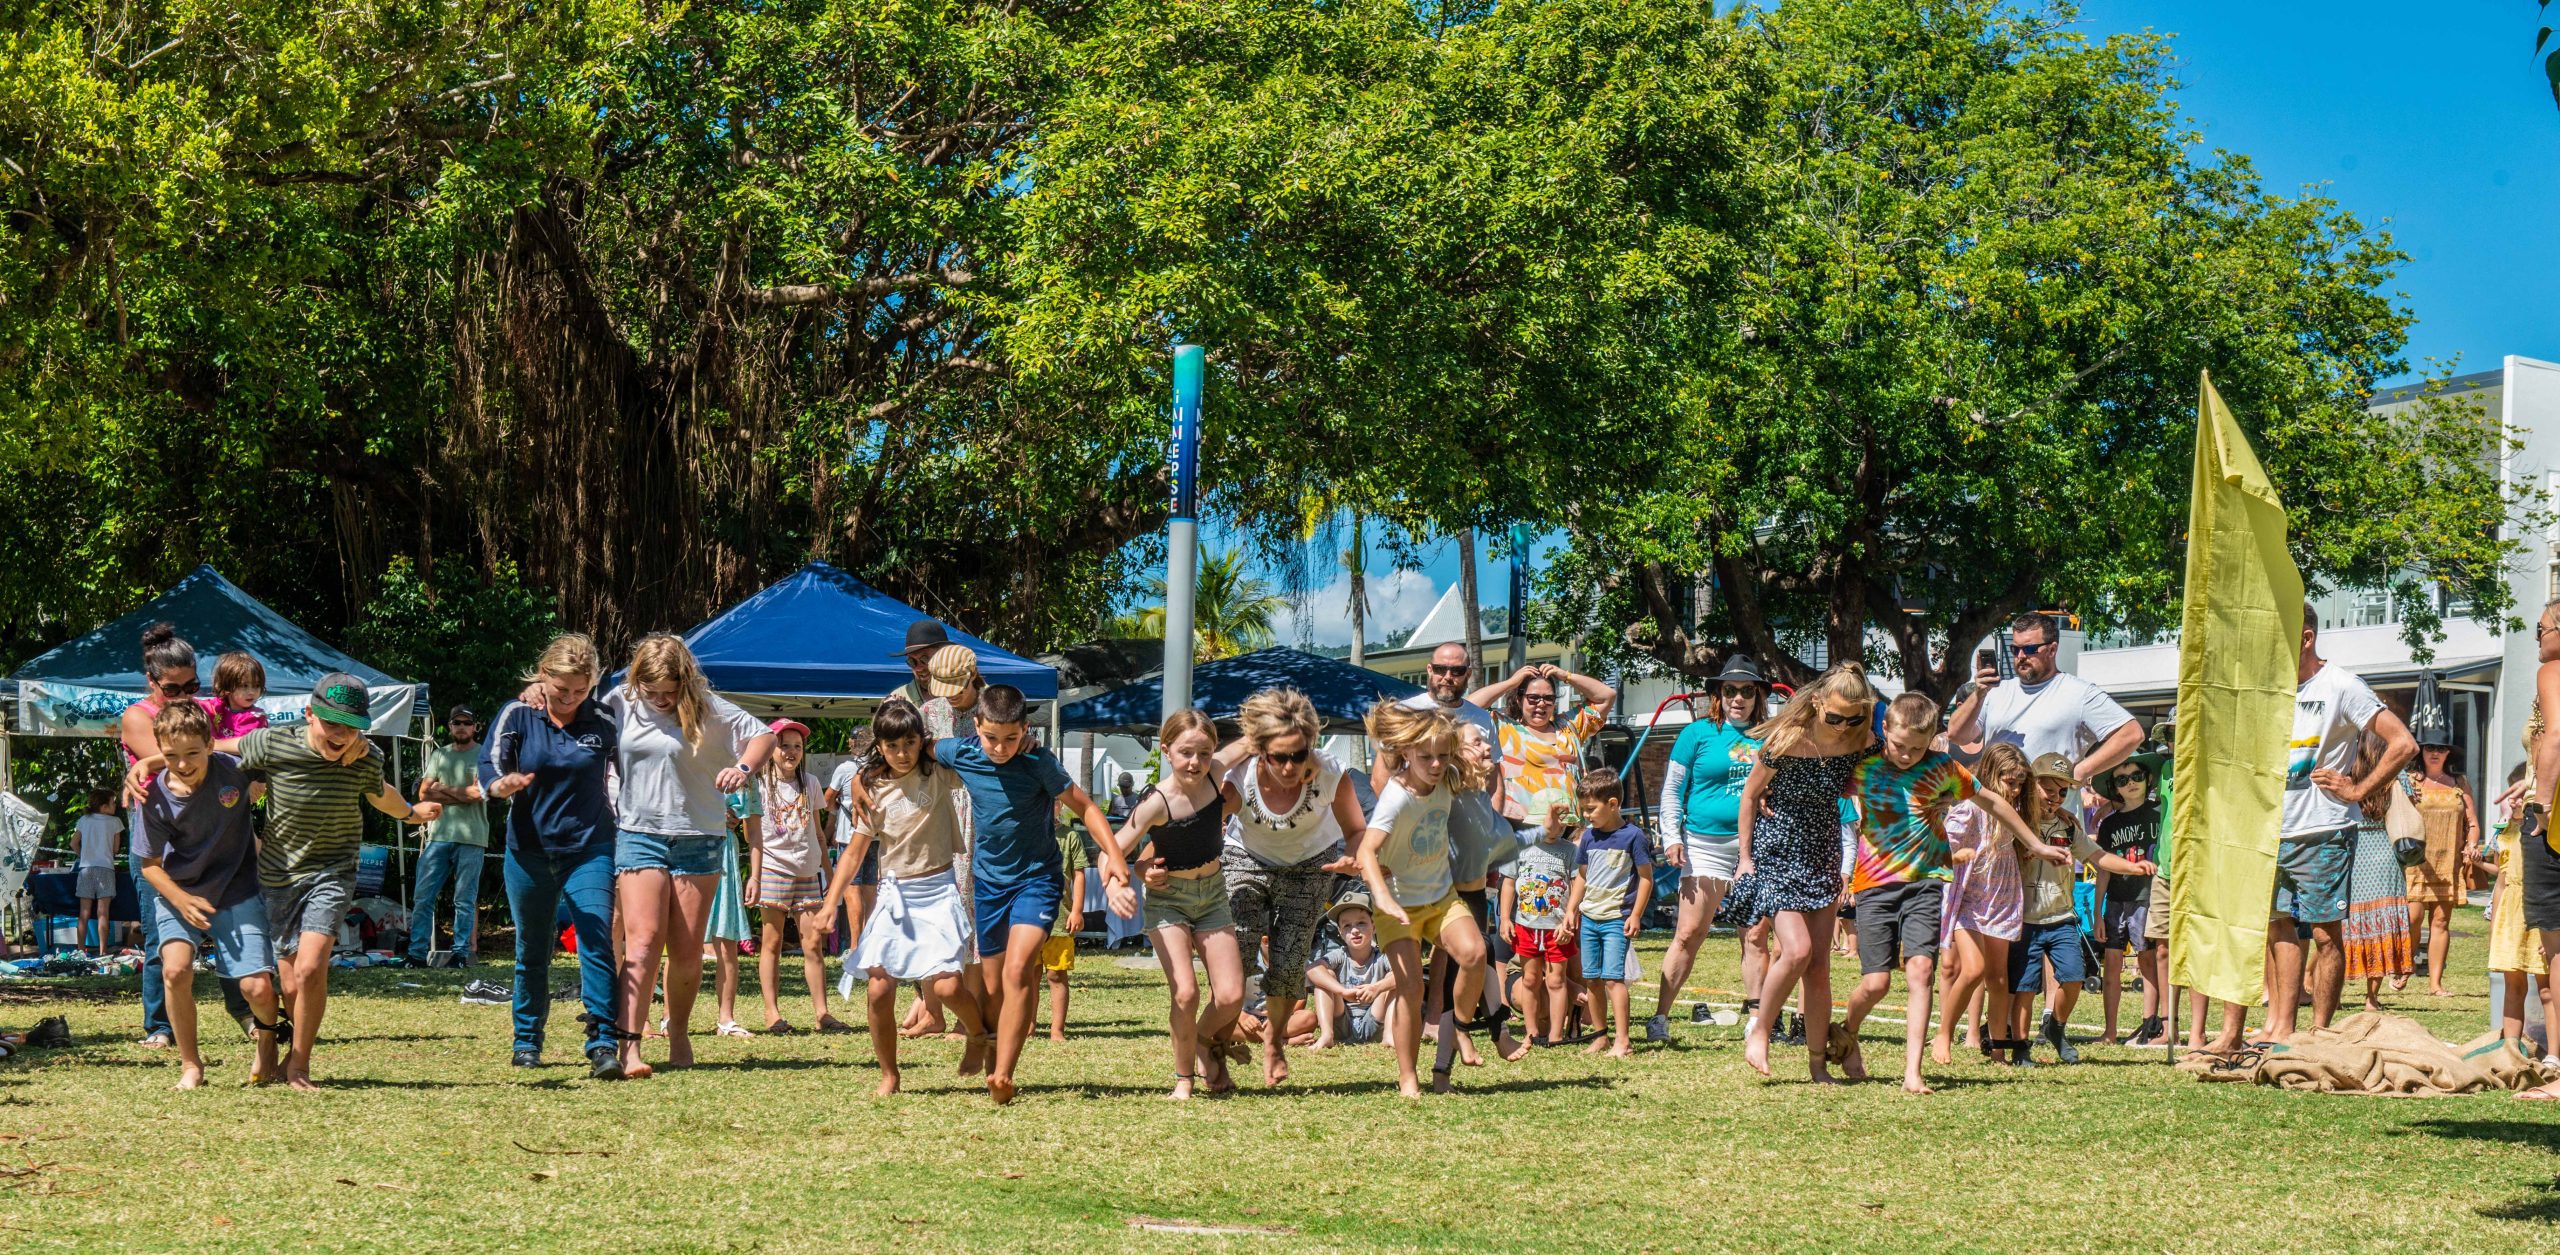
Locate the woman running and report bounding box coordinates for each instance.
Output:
[1736,664,1877,1083]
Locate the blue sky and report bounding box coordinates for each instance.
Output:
[1240,3,2560,647]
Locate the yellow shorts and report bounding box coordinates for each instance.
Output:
[1040,936,1077,973]
[1376,892,1464,950]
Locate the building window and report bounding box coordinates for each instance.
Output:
[2349,586,2389,628]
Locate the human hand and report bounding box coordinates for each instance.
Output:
[1320,855,1360,876]
[1622,915,1641,940]
[518,682,548,712]
[174,890,215,930]
[489,772,536,800]
[1664,843,1685,872]
[1139,857,1170,890]
[1735,857,1755,881]
[1951,846,1978,865]
[1973,665,1999,690]
[1106,879,1139,919]
[2309,768,2361,802]
[715,766,750,793]
[2038,846,2071,866]
[408,801,443,824]
[1379,899,1412,927]
[2129,859,2157,877]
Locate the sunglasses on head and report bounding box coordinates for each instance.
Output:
[1265,748,1311,766]
[1819,708,1864,727]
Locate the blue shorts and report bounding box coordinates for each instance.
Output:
[973,875,1062,958]
[2272,827,2352,925]
[1578,916,1633,982]
[2009,918,2087,993]
[151,894,277,980]
[615,830,727,877]
[842,840,882,888]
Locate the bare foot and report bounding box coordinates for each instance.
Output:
[1203,1051,1237,1095]
[1744,1038,1772,1077]
[1605,1045,1634,1060]
[1902,1076,1933,1096]
[1430,1067,1454,1095]
[1048,1031,1068,1045]
[1264,1042,1290,1086]
[1496,1032,1530,1063]
[1838,1039,1868,1082]
[2515,1080,2560,1102]
[959,1035,991,1077]
[1166,1076,1195,1101]
[622,1058,655,1081]
[1583,1036,1607,1056]
[987,1075,1017,1105]
[643,1021,667,1040]
[665,1033,694,1069]
[900,1017,946,1039]
[1930,1042,1952,1066]
[2096,1035,2120,1047]
[875,1070,901,1097]
[246,1066,279,1088]
[286,1070,321,1093]
[1458,1034,1485,1067]
[1398,1078,1423,1099]
[1809,1067,1846,1086]
[175,1063,205,1091]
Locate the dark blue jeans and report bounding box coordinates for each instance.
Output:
[407,841,489,963]
[502,841,615,1056]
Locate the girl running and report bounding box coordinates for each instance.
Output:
[1932,743,2068,1065]
[825,699,987,1094]
[1357,700,1489,1097]
[1736,664,1877,1082]
[1112,710,1247,1099]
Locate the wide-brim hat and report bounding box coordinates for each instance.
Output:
[898,619,952,657]
[926,643,981,698]
[1710,655,1767,687]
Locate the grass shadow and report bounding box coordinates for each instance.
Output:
[2402,1117,2560,1224]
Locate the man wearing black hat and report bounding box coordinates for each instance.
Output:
[407,705,491,968]
[892,621,953,706]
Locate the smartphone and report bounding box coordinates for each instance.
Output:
[1975,648,1997,675]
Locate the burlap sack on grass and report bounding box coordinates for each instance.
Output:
[2180,1011,2554,1096]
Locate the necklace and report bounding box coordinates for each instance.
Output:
[1246,760,1319,831]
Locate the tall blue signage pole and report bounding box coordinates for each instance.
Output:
[1162,345,1204,719]
[1506,523,1531,675]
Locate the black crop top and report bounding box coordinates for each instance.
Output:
[1148,783,1228,873]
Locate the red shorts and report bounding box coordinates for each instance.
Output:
[1511,924,1577,965]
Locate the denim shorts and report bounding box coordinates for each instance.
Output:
[615,830,727,877]
[2008,917,2087,993]
[151,893,277,979]
[264,871,354,956]
[1578,915,1634,982]
[2272,827,2353,925]
[974,874,1062,958]
[841,840,882,888]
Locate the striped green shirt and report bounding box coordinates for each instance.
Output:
[239,725,384,884]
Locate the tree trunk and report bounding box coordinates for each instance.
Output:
[1457,526,1484,679]
[1347,512,1367,670]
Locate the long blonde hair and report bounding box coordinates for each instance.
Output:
[1453,722,1496,794]
[1365,699,1456,779]
[524,632,602,686]
[625,634,714,745]
[1748,663,1876,758]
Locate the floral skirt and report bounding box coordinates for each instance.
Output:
[2342,821,2412,980]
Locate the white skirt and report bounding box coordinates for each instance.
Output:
[850,867,971,982]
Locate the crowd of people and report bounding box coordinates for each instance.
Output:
[90,599,2560,1102]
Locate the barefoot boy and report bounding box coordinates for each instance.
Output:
[134,701,283,1089]
[1558,768,1652,1059]
[130,673,439,1089]
[932,684,1133,1103]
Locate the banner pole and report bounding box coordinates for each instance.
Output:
[1162,345,1205,720]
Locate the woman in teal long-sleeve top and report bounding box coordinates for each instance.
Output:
[1645,657,1771,1044]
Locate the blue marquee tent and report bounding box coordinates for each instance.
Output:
[1056,647,1421,735]
[7,565,424,739]
[677,562,1057,717]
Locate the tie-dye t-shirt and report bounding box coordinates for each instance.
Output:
[1848,750,1977,893]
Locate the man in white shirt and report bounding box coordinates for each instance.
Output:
[1375,642,1499,793]
[2207,606,2414,1051]
[1949,613,2144,786]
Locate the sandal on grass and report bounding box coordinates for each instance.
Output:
[715,1021,755,1038]
[764,1020,801,1035]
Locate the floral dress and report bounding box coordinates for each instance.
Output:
[1939,800,2023,943]
[1735,751,1863,922]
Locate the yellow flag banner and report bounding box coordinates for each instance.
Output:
[2168,372,2305,1009]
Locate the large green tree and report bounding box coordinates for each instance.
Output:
[1547,0,2525,698]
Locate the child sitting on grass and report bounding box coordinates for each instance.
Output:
[134,701,283,1090]
[1305,894,1396,1050]
[1559,768,1653,1059]
[826,699,985,1096]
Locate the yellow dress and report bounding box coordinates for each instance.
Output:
[2489,835,2544,973]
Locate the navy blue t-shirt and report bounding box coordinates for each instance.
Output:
[934,737,1074,887]
[482,699,619,857]
[136,754,261,912]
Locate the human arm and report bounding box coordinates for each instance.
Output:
[138,858,215,930]
[716,730,778,793]
[367,782,441,824]
[741,813,766,908]
[1303,959,1354,999]
[1063,782,1135,917]
[1556,665,1616,720]
[2075,832,2152,879]
[1658,754,1690,868]
[2072,717,2145,785]
[1320,774,1368,874]
[1561,868,1588,937]
[1625,861,1653,939]
[1973,790,2065,864]
[1735,758,1774,879]
[1498,874,1518,933]
[1465,665,1538,710]
[2310,706,2415,805]
[1947,675,1995,747]
[1354,825,1409,926]
[1107,791,1169,889]
[2538,663,2560,806]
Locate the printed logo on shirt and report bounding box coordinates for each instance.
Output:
[577,734,606,750]
[2286,697,2327,791]
[1726,741,1758,769]
[218,786,242,808]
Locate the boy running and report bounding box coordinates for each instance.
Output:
[134,701,282,1089]
[129,673,440,1089]
[933,683,1133,1104]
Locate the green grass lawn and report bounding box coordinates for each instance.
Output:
[3,908,2554,1252]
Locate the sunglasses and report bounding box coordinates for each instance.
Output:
[156,678,201,697]
[1819,709,1864,727]
[1428,664,1469,677]
[2111,774,2146,788]
[2013,640,2054,656]
[1522,691,1557,703]
[1718,685,1760,699]
[1265,748,1311,766]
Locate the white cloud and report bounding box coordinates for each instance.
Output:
[1272,568,1443,649]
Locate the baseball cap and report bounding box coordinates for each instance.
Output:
[926,644,980,698]
[2029,751,2078,784]
[1328,889,1376,924]
[899,620,952,657]
[768,717,812,740]
[448,704,479,723]
[311,672,373,730]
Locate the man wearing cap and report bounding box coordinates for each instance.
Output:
[407,706,491,968]
[1948,613,2144,787]
[125,672,445,1089]
[893,621,954,707]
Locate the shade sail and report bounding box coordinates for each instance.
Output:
[1056,647,1422,734]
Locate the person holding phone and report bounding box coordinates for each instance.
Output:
[1947,613,2143,787]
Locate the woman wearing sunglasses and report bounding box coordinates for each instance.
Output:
[1734,663,1879,1082]
[1648,656,1771,1044]
[1213,687,1367,1086]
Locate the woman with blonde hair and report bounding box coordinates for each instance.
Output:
[1734,664,1878,1082]
[1357,699,1489,1096]
[1211,686,1367,1086]
[485,633,626,1075]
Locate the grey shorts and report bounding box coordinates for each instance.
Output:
[76,865,115,900]
[1335,1003,1383,1044]
[1853,880,1943,975]
[264,872,354,955]
[1142,867,1236,933]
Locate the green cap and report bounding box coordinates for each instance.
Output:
[310,672,373,730]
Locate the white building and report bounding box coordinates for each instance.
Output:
[2080,355,2560,798]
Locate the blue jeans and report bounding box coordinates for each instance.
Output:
[407,841,489,963]
[134,872,171,1039]
[502,841,616,1056]
[1578,915,1633,982]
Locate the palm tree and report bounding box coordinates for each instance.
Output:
[1136,547,1286,661]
